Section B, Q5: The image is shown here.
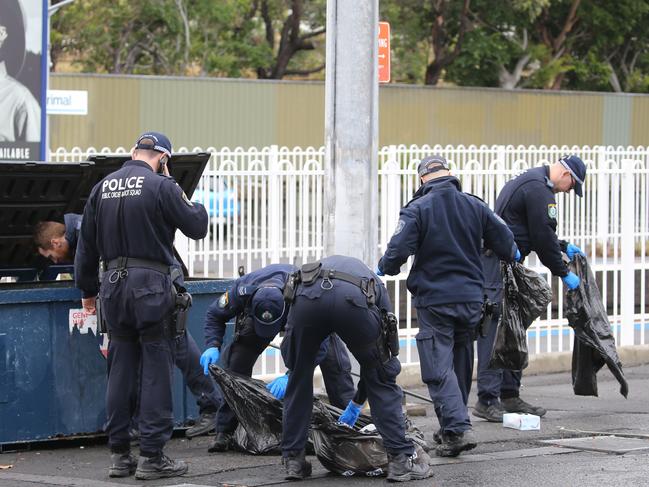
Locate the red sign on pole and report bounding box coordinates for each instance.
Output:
[378,21,391,83]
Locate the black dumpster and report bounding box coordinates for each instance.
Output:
[0,156,232,445]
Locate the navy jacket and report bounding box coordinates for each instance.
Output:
[64,213,82,261]
[378,176,516,307]
[495,166,568,279]
[75,160,208,298]
[204,264,297,349]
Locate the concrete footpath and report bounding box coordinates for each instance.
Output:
[2,364,649,487]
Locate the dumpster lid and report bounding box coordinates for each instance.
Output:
[0,153,210,273]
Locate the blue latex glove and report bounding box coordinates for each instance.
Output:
[338,401,363,427]
[375,266,385,277]
[566,243,585,261]
[562,272,580,290]
[200,347,220,375]
[514,249,522,262]
[267,374,289,399]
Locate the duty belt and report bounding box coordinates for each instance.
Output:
[105,257,175,283]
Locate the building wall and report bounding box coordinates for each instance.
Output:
[49,73,649,150]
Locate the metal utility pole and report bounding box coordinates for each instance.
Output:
[323,0,379,266]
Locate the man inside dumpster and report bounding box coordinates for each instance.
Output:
[474,155,587,422]
[75,131,208,480]
[377,155,518,458]
[279,255,433,482]
[33,214,82,267]
[199,263,360,453]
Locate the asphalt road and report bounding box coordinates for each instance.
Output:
[1,365,649,487]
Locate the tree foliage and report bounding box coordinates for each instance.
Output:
[51,0,649,92]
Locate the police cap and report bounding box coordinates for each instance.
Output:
[251,286,286,338]
[559,154,586,197]
[417,154,449,178]
[135,131,172,158]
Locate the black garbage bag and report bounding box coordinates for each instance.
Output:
[209,365,372,455]
[489,263,553,370]
[310,400,429,477]
[566,255,628,398]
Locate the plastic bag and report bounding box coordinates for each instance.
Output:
[209,366,430,476]
[489,263,553,370]
[310,400,429,477]
[566,255,628,398]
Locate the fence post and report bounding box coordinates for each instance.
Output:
[269,145,281,263]
[620,158,636,346]
[597,146,609,242]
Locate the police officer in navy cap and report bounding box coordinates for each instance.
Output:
[75,131,208,480]
[474,154,587,423]
[200,263,357,453]
[280,255,433,482]
[377,155,518,458]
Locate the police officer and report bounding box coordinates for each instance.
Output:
[377,155,518,458]
[34,214,221,437]
[280,255,433,482]
[200,263,357,453]
[474,155,587,422]
[75,132,208,480]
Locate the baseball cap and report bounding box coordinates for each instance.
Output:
[417,154,449,178]
[559,155,586,197]
[135,132,172,158]
[251,286,286,338]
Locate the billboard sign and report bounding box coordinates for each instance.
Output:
[0,0,48,161]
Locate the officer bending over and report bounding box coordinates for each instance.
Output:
[281,255,433,482]
[34,215,222,437]
[75,132,208,480]
[200,263,358,453]
[378,155,517,458]
[475,155,587,422]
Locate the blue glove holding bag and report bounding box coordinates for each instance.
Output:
[267,373,289,399]
[562,272,580,290]
[566,243,585,261]
[338,401,363,427]
[200,347,220,375]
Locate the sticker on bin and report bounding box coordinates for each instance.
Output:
[69,309,98,334]
[503,413,540,431]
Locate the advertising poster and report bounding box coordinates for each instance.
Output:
[0,0,47,161]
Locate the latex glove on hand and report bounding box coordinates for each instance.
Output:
[200,347,220,375]
[562,272,580,290]
[375,266,385,277]
[267,374,289,399]
[566,243,585,261]
[514,249,522,262]
[338,401,363,427]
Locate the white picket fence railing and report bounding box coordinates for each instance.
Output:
[51,144,649,378]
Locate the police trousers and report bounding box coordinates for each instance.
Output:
[416,302,482,434]
[102,268,176,457]
[281,282,413,457]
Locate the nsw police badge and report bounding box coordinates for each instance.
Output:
[547,204,558,219]
[218,291,229,308]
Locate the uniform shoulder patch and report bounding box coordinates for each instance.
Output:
[547,203,558,219]
[181,191,194,207]
[218,291,229,308]
[393,219,405,236]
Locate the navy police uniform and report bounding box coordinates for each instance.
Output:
[378,175,516,436]
[281,256,412,458]
[477,165,571,405]
[75,140,208,458]
[204,264,356,437]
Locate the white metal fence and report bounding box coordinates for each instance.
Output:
[51,145,649,377]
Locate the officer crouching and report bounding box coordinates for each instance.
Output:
[280,255,433,482]
[75,132,208,480]
[377,155,518,458]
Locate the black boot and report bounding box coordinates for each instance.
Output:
[283,452,312,481]
[134,453,188,480]
[387,449,434,482]
[436,428,477,457]
[108,451,137,478]
[502,397,547,417]
[207,432,231,453]
[473,400,505,422]
[186,412,217,438]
